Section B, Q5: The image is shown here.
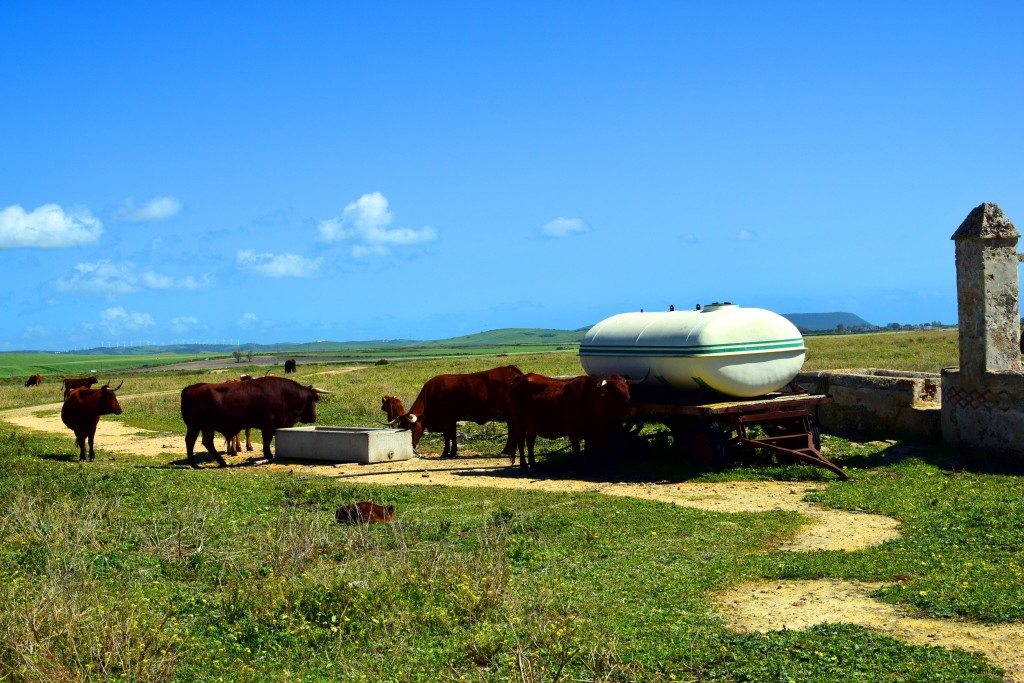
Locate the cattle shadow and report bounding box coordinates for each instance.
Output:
[159,452,275,470]
[35,451,84,464]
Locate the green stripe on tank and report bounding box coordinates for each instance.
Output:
[579,338,805,357]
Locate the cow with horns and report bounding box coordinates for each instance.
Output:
[61,381,124,462]
[180,376,329,468]
[62,375,99,399]
[509,373,632,468]
[388,365,524,457]
[380,395,405,427]
[24,374,42,387]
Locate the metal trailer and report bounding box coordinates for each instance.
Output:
[625,382,848,481]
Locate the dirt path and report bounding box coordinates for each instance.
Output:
[716,580,1024,680]
[3,399,1021,681]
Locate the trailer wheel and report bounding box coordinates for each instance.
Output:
[688,422,730,470]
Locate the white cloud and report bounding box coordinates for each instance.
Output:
[318,192,437,255]
[0,204,103,249]
[237,250,322,277]
[142,271,205,290]
[117,196,182,222]
[239,313,258,326]
[738,229,756,241]
[55,261,205,297]
[170,316,200,334]
[55,260,138,298]
[94,307,156,335]
[541,216,589,238]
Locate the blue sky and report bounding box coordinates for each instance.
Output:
[2,2,1022,351]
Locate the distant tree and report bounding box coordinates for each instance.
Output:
[887,323,901,330]
[233,350,243,363]
[837,323,846,333]
[246,349,253,362]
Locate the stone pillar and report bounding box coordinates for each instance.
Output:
[950,203,1021,385]
[942,203,1024,455]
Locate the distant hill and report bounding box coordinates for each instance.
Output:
[416,327,587,347]
[781,312,875,331]
[44,317,881,355]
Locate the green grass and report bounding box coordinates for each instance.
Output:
[0,353,225,381]
[803,329,958,374]
[0,426,1013,682]
[0,331,1020,681]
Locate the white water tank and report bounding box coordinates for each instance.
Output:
[579,303,807,398]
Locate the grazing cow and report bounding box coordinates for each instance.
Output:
[284,359,297,374]
[335,501,395,524]
[180,376,328,468]
[60,382,124,462]
[62,375,99,399]
[380,395,405,427]
[510,374,632,468]
[393,365,524,457]
[25,374,42,387]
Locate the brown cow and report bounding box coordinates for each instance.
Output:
[62,375,98,399]
[25,374,42,387]
[380,395,405,427]
[510,374,631,468]
[335,501,395,524]
[284,359,297,374]
[180,376,328,468]
[393,365,524,457]
[505,373,571,460]
[60,382,124,461]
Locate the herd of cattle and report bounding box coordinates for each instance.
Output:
[23,361,633,469]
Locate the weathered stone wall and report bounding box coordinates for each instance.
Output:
[941,368,1024,452]
[795,369,941,440]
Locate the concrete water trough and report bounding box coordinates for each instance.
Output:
[275,426,415,464]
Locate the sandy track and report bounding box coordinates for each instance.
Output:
[3,398,1021,680]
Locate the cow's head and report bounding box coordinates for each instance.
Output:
[303,385,331,423]
[380,395,405,422]
[396,412,425,447]
[99,381,124,416]
[592,375,631,416]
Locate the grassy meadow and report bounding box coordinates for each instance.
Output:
[1,329,1021,682]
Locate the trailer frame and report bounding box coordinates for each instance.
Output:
[626,382,847,480]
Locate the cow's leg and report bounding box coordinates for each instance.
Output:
[440,425,454,458]
[87,431,96,461]
[245,428,253,451]
[201,429,228,467]
[76,434,87,462]
[261,429,275,460]
[526,434,537,468]
[448,427,458,457]
[185,427,201,468]
[501,417,517,457]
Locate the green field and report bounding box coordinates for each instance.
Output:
[1,329,1020,682]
